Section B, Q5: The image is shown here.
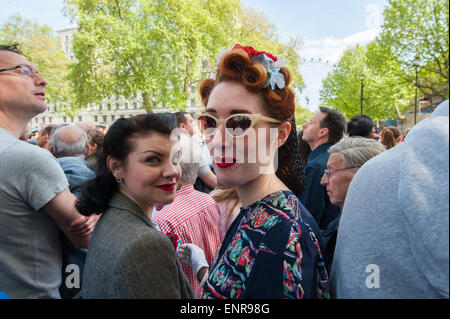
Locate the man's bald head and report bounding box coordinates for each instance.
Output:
[76,121,96,132]
[50,125,89,158]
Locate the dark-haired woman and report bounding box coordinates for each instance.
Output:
[77,113,193,299]
[180,45,329,299]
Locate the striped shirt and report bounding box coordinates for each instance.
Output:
[153,184,222,297]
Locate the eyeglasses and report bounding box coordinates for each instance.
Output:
[323,166,360,179]
[195,113,281,138]
[0,65,38,78]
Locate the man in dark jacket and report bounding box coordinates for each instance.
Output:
[300,107,346,231]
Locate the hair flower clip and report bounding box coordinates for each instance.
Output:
[232,44,287,90]
[251,54,287,90]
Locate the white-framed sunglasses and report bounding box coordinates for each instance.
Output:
[195,113,281,138]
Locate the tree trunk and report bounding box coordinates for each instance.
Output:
[142,91,152,113]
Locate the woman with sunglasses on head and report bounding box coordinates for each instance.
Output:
[179,45,330,299]
[76,113,193,299]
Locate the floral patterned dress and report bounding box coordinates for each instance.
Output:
[200,190,330,299]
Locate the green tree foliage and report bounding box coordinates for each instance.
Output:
[380,0,449,98]
[365,40,415,118]
[321,43,414,120]
[320,45,377,119]
[65,0,305,112]
[65,0,242,112]
[320,0,448,120]
[0,15,74,112]
[294,105,315,129]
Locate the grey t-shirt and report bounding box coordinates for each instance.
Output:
[0,126,69,298]
[198,142,212,177]
[331,100,449,298]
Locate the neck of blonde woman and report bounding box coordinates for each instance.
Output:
[236,173,288,207]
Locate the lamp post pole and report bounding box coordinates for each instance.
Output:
[414,66,418,124]
[360,73,365,115]
[413,54,420,125]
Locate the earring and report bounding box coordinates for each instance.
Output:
[116,177,123,183]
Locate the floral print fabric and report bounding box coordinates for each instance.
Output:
[201,190,330,299]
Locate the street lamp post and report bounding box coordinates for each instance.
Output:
[360,72,365,115]
[413,54,420,124]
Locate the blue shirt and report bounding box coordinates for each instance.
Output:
[299,143,341,230]
[57,157,95,198]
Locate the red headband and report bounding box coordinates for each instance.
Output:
[232,44,278,62]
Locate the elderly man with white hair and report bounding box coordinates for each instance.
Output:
[49,124,95,198]
[319,137,386,268]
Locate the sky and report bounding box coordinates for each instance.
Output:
[0,0,389,111]
[241,0,388,110]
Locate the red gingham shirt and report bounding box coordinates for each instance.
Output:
[153,184,221,297]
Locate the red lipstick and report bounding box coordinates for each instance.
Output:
[156,183,176,191]
[215,157,236,168]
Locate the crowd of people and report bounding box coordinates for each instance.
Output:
[0,42,448,299]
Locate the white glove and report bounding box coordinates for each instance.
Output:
[178,243,208,276]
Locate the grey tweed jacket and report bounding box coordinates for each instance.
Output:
[81,192,194,299]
